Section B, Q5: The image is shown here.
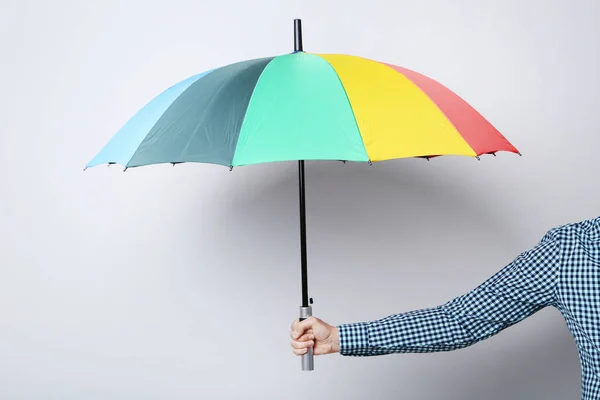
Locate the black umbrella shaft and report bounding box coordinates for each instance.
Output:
[294,19,309,308]
[298,160,309,307]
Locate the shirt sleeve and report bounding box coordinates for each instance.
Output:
[338,229,563,357]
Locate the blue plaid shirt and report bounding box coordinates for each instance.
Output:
[338,216,600,399]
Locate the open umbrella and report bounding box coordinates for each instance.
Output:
[85,19,520,371]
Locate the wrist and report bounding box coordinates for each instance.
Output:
[331,326,340,353]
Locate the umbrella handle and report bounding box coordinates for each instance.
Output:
[299,306,314,371]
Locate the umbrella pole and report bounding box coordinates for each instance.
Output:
[299,159,309,309]
[295,18,314,372]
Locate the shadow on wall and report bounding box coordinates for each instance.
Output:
[190,157,524,288]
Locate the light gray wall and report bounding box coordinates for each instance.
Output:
[1,0,598,398]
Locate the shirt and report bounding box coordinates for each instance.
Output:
[338,216,600,400]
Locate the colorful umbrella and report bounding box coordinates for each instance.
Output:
[85,19,520,371]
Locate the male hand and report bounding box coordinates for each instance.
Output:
[290,316,340,356]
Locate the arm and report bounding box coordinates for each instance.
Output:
[338,230,563,356]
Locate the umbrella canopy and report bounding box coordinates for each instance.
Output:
[85,19,520,372]
[86,50,518,171]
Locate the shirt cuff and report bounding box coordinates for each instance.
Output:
[337,322,371,356]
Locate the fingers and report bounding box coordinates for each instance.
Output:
[296,332,314,342]
[290,327,315,355]
[289,317,320,355]
[290,316,316,340]
[290,338,314,355]
[293,347,311,355]
[291,339,314,349]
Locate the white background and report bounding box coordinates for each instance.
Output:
[1,0,599,398]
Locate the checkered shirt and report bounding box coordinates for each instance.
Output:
[338,216,600,400]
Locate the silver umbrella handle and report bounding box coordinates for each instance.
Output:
[299,306,314,371]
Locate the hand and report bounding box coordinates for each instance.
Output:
[290,316,340,356]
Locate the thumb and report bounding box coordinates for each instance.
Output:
[291,316,317,339]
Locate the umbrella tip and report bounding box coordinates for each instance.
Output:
[123,167,128,172]
[476,156,481,161]
[294,19,303,52]
[518,151,522,156]
[229,165,233,171]
[83,166,88,171]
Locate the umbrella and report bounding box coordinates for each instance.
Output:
[85,19,520,371]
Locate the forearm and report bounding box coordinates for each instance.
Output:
[338,283,546,357]
[338,304,504,356]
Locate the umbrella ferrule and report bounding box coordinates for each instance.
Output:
[294,19,303,52]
